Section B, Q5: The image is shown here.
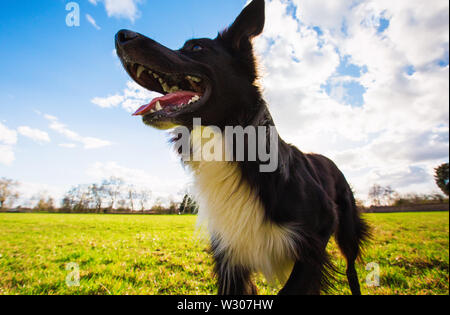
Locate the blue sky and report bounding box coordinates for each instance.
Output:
[0,0,448,206]
[0,0,247,203]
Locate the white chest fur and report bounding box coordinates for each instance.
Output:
[190,159,296,284]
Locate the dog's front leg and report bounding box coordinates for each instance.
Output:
[215,263,257,295]
[278,260,322,295]
[279,235,332,295]
[212,251,257,295]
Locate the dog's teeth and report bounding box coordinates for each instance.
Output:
[186,76,202,92]
[155,101,163,111]
[170,86,180,93]
[187,75,202,83]
[162,82,170,93]
[153,73,159,79]
[137,65,146,79]
[150,109,156,113]
[188,95,201,105]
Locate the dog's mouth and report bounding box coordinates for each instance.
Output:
[123,62,210,119]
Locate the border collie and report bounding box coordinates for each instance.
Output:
[115,0,370,295]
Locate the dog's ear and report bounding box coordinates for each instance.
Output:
[221,0,265,51]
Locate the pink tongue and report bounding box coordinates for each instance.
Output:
[133,91,201,116]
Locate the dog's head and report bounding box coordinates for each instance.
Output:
[115,0,265,129]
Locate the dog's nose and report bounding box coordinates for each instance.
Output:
[116,30,138,45]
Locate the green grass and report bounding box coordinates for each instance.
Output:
[0,212,448,295]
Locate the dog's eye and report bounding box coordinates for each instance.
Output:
[192,44,203,52]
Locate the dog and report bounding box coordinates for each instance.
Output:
[115,0,370,295]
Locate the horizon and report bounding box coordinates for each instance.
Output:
[0,0,449,208]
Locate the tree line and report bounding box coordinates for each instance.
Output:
[1,163,448,213]
[365,163,449,207]
[367,184,447,208]
[0,176,198,215]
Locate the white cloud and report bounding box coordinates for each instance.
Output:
[44,115,113,149]
[86,161,189,203]
[255,0,449,198]
[86,14,101,30]
[295,0,351,31]
[91,1,448,200]
[0,122,17,145]
[58,143,77,149]
[92,81,162,113]
[90,0,142,22]
[44,114,57,121]
[16,181,69,208]
[17,126,51,144]
[0,122,17,165]
[0,145,15,166]
[91,94,124,108]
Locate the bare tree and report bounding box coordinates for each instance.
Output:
[62,186,78,211]
[117,198,127,210]
[127,185,138,211]
[89,184,105,213]
[71,185,90,212]
[35,195,55,212]
[151,197,165,213]
[382,186,397,205]
[102,177,124,210]
[61,195,73,212]
[168,199,180,214]
[137,188,151,212]
[369,184,397,206]
[0,178,20,209]
[368,184,383,206]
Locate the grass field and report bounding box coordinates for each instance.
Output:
[0,212,448,295]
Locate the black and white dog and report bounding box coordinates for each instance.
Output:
[115,0,370,295]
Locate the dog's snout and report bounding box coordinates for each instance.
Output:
[116,30,138,45]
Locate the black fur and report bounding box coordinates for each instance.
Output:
[115,0,371,295]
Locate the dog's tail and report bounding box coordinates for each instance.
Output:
[334,180,371,295]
